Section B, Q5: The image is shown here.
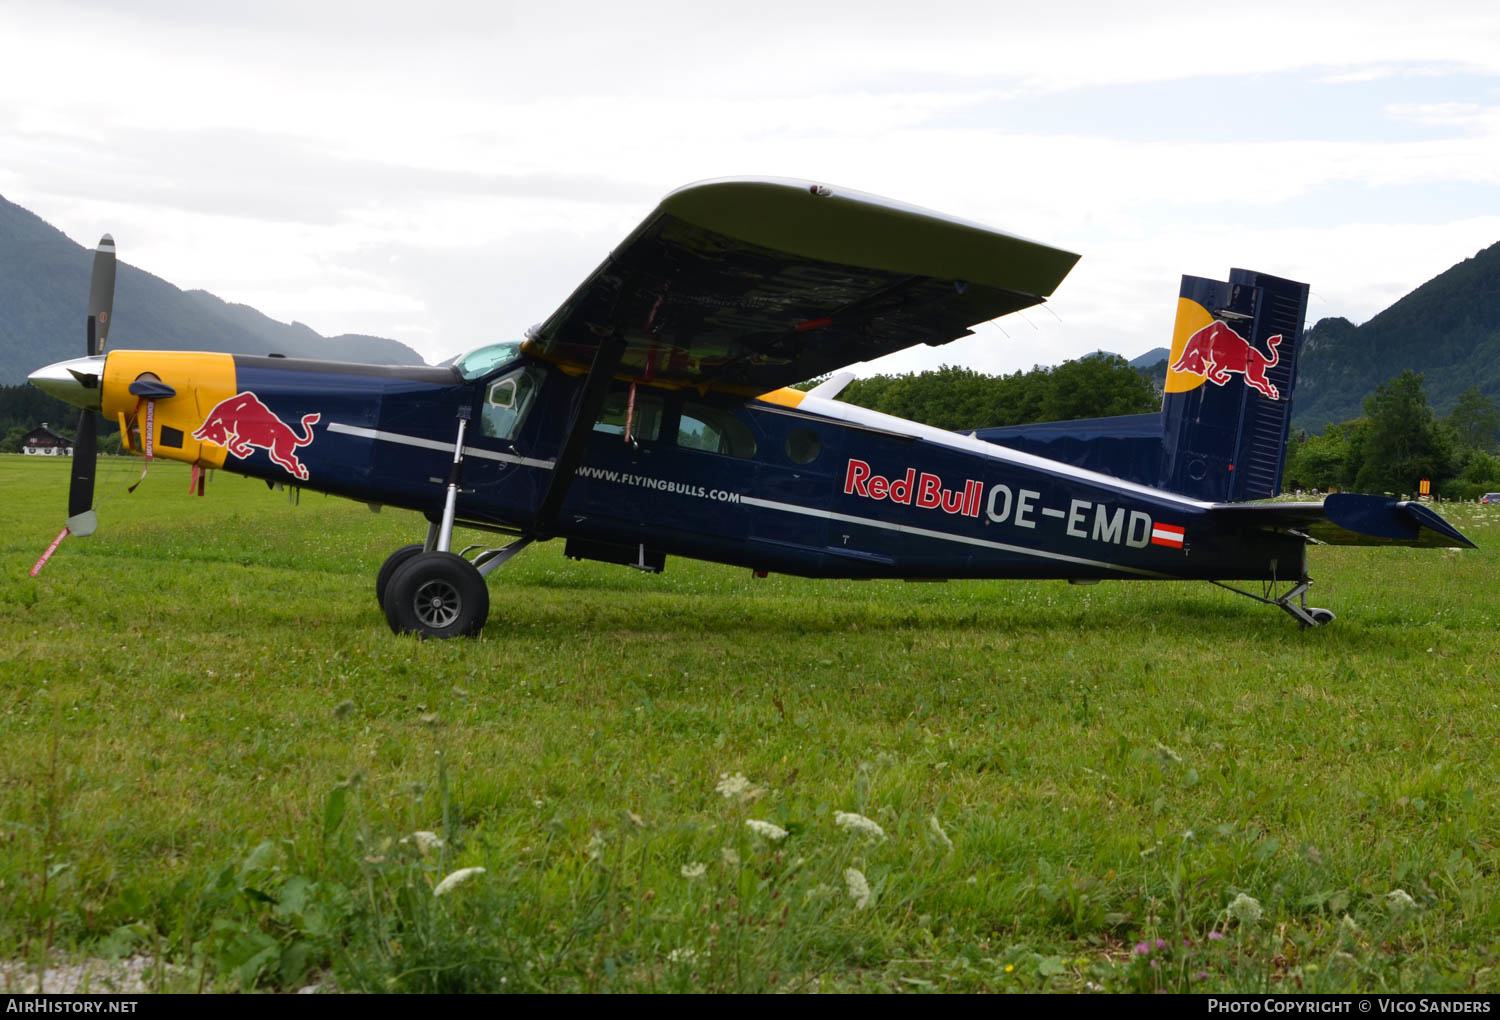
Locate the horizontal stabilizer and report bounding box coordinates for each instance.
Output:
[1210,493,1475,549]
[806,371,856,400]
[973,413,1162,488]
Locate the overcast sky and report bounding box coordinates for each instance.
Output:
[3,0,1499,376]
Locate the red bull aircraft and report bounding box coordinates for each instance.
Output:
[28,177,1474,637]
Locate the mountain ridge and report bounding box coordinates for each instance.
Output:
[0,194,425,384]
[1293,241,1500,431]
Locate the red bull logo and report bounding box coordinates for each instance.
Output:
[192,391,320,480]
[1170,320,1283,400]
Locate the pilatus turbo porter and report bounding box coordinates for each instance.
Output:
[29,178,1473,637]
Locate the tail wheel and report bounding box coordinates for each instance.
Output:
[375,544,425,606]
[383,551,489,639]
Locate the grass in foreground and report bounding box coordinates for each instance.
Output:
[2,455,1499,993]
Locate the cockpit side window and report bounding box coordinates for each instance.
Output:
[481,366,541,441]
[678,403,757,459]
[593,390,664,442]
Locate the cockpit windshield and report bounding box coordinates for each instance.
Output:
[451,341,525,381]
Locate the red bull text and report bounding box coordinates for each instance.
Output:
[843,458,1183,552]
[843,459,983,516]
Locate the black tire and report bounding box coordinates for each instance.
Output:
[376,544,425,606]
[383,551,490,639]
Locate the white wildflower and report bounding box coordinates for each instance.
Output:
[844,867,872,909]
[835,811,887,840]
[1340,914,1359,934]
[744,819,788,841]
[715,772,763,801]
[680,862,706,879]
[406,830,444,854]
[667,948,698,964]
[586,832,606,861]
[433,866,486,897]
[721,846,741,868]
[928,815,953,850]
[1386,889,1418,913]
[1227,892,1263,925]
[716,772,750,798]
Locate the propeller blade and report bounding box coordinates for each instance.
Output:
[67,408,99,531]
[33,235,113,572]
[87,234,116,355]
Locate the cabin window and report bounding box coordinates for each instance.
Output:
[678,404,757,459]
[593,390,663,442]
[455,341,525,381]
[785,427,821,464]
[481,366,541,441]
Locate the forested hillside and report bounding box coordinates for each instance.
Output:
[826,353,1161,431]
[1294,241,1500,431]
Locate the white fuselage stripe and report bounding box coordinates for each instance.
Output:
[739,495,1169,577]
[327,422,556,470]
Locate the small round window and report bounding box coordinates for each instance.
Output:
[786,427,821,465]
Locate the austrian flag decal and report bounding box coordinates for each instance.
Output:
[1151,522,1185,548]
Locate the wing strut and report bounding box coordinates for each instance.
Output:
[532,333,627,536]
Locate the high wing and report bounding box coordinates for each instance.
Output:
[523,177,1080,394]
[1211,494,1475,548]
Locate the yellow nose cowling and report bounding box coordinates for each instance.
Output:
[100,351,240,470]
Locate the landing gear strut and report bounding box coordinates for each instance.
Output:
[377,410,535,639]
[1210,578,1336,628]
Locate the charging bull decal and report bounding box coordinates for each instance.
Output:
[1170,321,1283,400]
[192,391,320,480]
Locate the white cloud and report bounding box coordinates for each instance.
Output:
[2,1,1499,370]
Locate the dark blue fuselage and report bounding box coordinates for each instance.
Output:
[228,353,1304,584]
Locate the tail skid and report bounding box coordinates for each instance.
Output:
[1210,579,1336,629]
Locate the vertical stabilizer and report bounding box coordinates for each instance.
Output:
[1158,269,1309,502]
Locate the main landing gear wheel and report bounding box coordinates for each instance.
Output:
[375,544,424,606]
[383,551,490,639]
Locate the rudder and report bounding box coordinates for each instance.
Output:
[1158,269,1310,501]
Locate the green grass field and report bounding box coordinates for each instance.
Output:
[2,454,1498,993]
